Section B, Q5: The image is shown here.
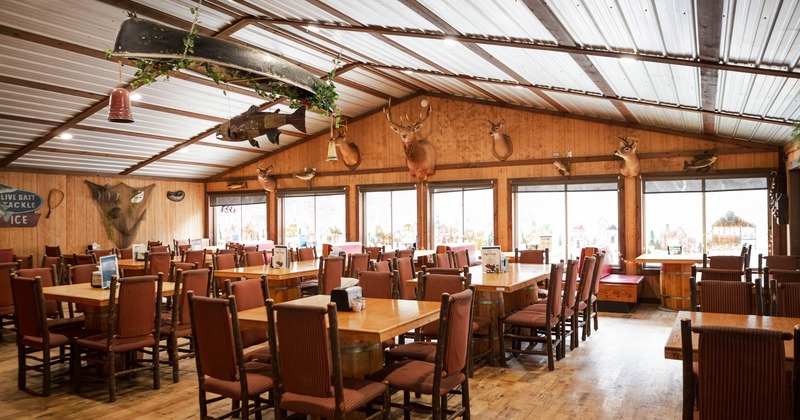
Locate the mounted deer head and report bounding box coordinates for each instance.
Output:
[330,124,361,170]
[614,137,640,177]
[487,119,513,161]
[384,97,436,181]
[256,162,277,192]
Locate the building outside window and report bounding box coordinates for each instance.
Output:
[512,179,620,266]
[209,192,267,245]
[360,185,417,250]
[279,188,346,251]
[429,181,494,249]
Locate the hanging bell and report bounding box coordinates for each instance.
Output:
[108,87,134,123]
[326,140,338,162]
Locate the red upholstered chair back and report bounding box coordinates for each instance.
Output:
[0,249,14,263]
[189,295,240,382]
[73,254,96,265]
[69,264,96,284]
[0,262,17,310]
[274,303,332,397]
[698,268,744,282]
[216,248,236,255]
[764,255,800,270]
[591,252,607,295]
[115,275,159,339]
[226,277,268,348]
[213,253,237,270]
[243,251,268,267]
[10,276,46,340]
[347,253,369,277]
[117,247,133,259]
[516,248,549,264]
[41,256,61,270]
[442,288,473,377]
[374,260,391,273]
[453,250,469,269]
[358,270,396,299]
[378,250,395,262]
[709,255,744,270]
[420,273,465,302]
[363,246,383,260]
[395,257,415,299]
[692,323,790,419]
[89,249,113,258]
[769,269,800,285]
[698,280,753,315]
[435,252,453,268]
[320,256,344,295]
[297,247,316,261]
[146,252,172,277]
[44,245,61,257]
[397,249,414,259]
[578,256,597,303]
[150,245,170,254]
[775,282,800,317]
[17,266,59,316]
[183,250,206,267]
[171,261,197,283]
[242,245,258,253]
[547,263,565,319]
[177,269,211,326]
[562,259,580,309]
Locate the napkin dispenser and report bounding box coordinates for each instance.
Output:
[91,271,102,288]
[331,286,362,312]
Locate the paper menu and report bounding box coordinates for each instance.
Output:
[272,245,290,268]
[481,246,501,273]
[190,238,203,251]
[99,254,119,289]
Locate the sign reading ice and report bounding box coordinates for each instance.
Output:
[0,184,44,227]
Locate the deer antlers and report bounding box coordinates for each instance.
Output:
[384,97,437,181]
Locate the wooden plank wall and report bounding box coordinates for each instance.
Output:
[0,171,205,264]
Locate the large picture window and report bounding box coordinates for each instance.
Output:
[361,185,417,250]
[512,179,620,266]
[278,188,346,251]
[429,181,494,249]
[643,176,768,264]
[209,192,267,245]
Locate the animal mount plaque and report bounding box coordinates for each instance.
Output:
[385,97,436,181]
[488,119,513,161]
[257,163,278,192]
[614,137,640,177]
[684,153,717,172]
[0,184,44,227]
[553,160,570,176]
[330,125,361,170]
[217,106,306,148]
[294,167,316,188]
[166,190,185,202]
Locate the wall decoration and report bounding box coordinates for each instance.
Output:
[330,124,361,170]
[166,190,185,202]
[294,167,316,189]
[45,188,65,218]
[613,137,640,177]
[85,181,154,247]
[216,105,306,148]
[683,153,717,172]
[0,184,44,227]
[553,160,570,176]
[487,119,513,161]
[256,163,277,192]
[385,97,436,181]
[227,182,248,190]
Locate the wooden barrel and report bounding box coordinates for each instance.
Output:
[660,263,693,310]
[83,306,108,331]
[505,285,538,313]
[340,339,383,379]
[474,291,504,354]
[268,280,301,302]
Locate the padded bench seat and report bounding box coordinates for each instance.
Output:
[597,274,644,313]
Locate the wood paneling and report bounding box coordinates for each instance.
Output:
[0,171,205,263]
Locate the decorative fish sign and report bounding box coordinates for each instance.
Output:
[216,106,306,148]
[294,167,316,189]
[554,160,570,176]
[684,153,717,172]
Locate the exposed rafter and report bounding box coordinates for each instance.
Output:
[697,1,725,135]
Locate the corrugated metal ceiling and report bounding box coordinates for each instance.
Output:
[0,0,795,180]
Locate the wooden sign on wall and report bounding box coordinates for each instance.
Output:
[0,184,43,227]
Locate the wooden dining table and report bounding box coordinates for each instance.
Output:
[117,256,212,271]
[237,295,441,378]
[664,311,800,368]
[214,259,319,302]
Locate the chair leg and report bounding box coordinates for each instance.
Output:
[572,313,579,350]
[17,344,25,392]
[108,352,117,403]
[432,390,441,420]
[497,321,507,367]
[582,308,589,342]
[170,335,180,383]
[382,388,390,420]
[462,379,471,419]
[403,391,411,420]
[592,301,599,331]
[153,342,161,390]
[546,327,554,371]
[43,346,51,397]
[199,389,208,419]
[74,346,82,393]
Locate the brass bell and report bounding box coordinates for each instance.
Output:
[108,87,134,123]
[326,140,338,162]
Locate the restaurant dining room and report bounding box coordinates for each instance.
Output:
[0,0,799,418]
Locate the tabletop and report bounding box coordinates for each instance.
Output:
[467,263,550,293]
[42,282,175,307]
[635,253,705,265]
[237,295,441,342]
[214,259,319,280]
[664,310,800,363]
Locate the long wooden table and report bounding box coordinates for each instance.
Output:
[214,260,319,302]
[635,253,704,310]
[664,311,800,366]
[117,256,211,271]
[237,295,441,378]
[43,282,175,330]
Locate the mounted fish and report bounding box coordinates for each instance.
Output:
[684,153,717,173]
[217,106,306,148]
[554,160,570,176]
[257,162,278,192]
[294,167,316,189]
[227,181,247,190]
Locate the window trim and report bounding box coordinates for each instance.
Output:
[427,179,496,249]
[277,186,348,246]
[358,183,418,248]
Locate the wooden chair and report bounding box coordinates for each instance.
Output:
[295,246,317,262]
[758,254,800,274]
[182,249,206,267]
[117,247,133,259]
[147,240,163,249]
[41,255,64,285]
[515,247,549,264]
[397,248,415,259]
[574,256,597,345]
[17,267,63,319]
[73,253,96,265]
[690,277,761,315]
[587,251,607,335]
[692,266,746,282]
[212,253,239,296]
[499,262,565,370]
[169,261,197,284]
[67,263,97,315]
[346,252,369,277]
[149,245,171,254]
[144,251,172,277]
[318,256,346,295]
[266,300,389,419]
[75,275,163,402]
[773,281,800,317]
[358,270,400,300]
[0,262,17,339]
[295,247,319,296]
[372,260,392,273]
[44,245,62,258]
[394,256,416,300]
[434,252,453,268]
[363,245,383,261]
[368,288,473,419]
[243,250,269,267]
[189,293,274,419]
[161,268,210,383]
[10,275,78,396]
[452,249,469,269]
[680,318,797,420]
[89,249,113,260]
[704,254,744,270]
[223,277,271,364]
[377,250,395,262]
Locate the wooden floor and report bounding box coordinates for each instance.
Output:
[0,304,682,419]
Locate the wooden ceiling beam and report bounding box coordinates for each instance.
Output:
[95,0,215,36]
[253,18,800,80]
[697,1,725,135]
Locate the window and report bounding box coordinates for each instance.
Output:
[643,176,768,263]
[278,188,346,251]
[209,192,267,245]
[429,181,494,249]
[360,185,417,250]
[512,179,620,266]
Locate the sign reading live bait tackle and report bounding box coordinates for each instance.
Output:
[0,184,44,227]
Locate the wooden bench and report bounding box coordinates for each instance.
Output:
[580,245,644,313]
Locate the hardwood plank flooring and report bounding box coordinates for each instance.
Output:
[0,304,682,419]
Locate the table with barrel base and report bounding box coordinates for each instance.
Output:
[635,253,703,310]
[213,259,319,302]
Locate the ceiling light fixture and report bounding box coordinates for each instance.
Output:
[59,133,73,140]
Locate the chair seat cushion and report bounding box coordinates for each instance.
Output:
[503,308,558,328]
[77,333,156,352]
[203,361,273,399]
[159,323,192,338]
[22,332,70,349]
[280,377,387,418]
[244,343,271,363]
[387,341,436,362]
[367,359,465,396]
[381,338,396,349]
